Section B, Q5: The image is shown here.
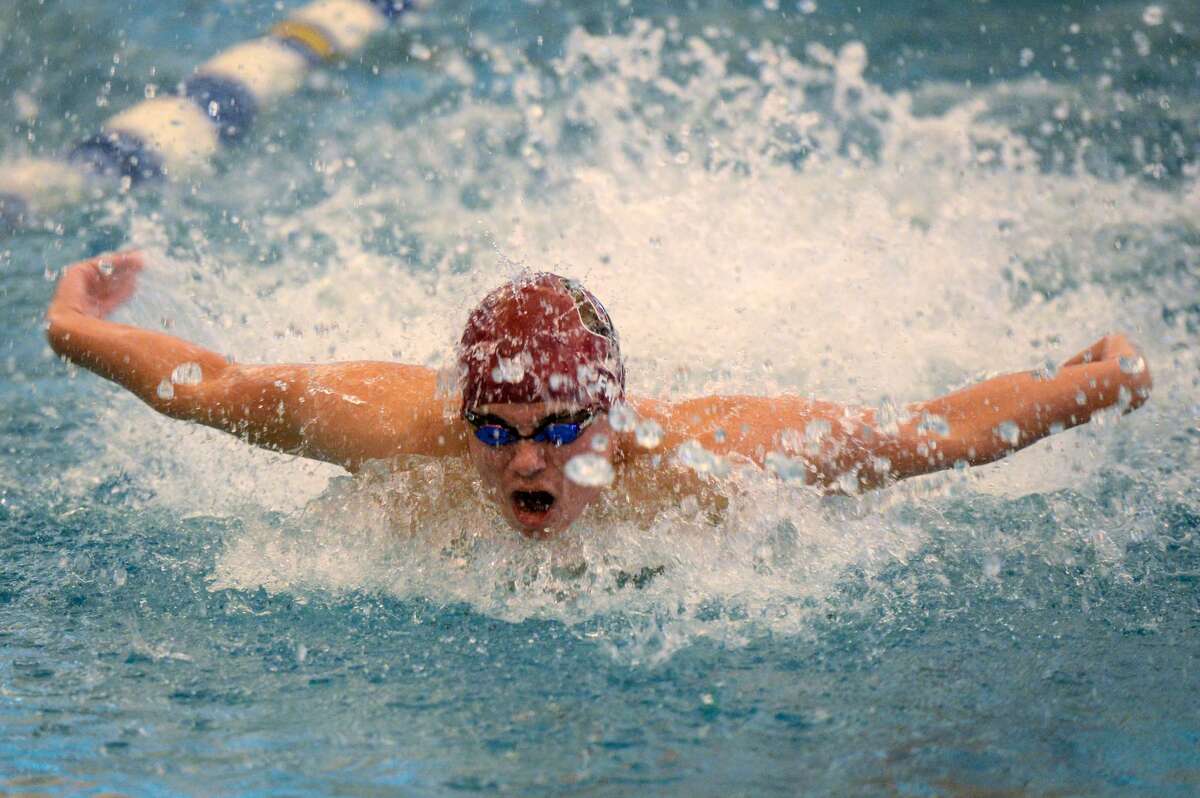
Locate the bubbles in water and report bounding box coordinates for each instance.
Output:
[608,403,637,432]
[156,379,175,400]
[1119,355,1146,375]
[170,362,203,385]
[634,419,664,449]
[995,421,1021,446]
[1142,5,1164,26]
[565,453,615,487]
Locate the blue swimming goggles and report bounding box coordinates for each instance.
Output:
[463,408,599,447]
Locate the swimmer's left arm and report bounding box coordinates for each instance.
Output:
[631,334,1152,491]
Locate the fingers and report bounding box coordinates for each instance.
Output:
[88,250,145,278]
[1061,333,1137,367]
[1060,337,1107,368]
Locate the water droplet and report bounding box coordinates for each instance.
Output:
[995,421,1021,446]
[156,379,175,400]
[803,420,832,454]
[765,451,807,483]
[1133,30,1151,57]
[875,397,912,437]
[635,419,664,449]
[916,413,951,437]
[1075,390,1087,406]
[983,553,1002,580]
[565,453,614,487]
[170,362,202,385]
[1117,385,1132,410]
[1049,422,1065,435]
[1033,359,1060,381]
[590,433,609,452]
[1118,355,1145,375]
[96,258,114,276]
[676,440,729,477]
[608,403,637,432]
[1142,5,1164,26]
[491,354,527,384]
[112,567,127,587]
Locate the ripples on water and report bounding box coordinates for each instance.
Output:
[1,0,1198,794]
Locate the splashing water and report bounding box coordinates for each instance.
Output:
[4,6,1199,793]
[58,15,1193,651]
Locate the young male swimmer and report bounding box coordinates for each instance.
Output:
[46,251,1153,539]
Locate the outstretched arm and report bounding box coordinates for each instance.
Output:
[633,334,1151,491]
[867,334,1151,488]
[46,252,464,470]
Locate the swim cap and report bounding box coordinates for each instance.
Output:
[458,273,624,411]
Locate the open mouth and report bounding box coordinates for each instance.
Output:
[512,490,556,515]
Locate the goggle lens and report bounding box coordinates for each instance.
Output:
[475,425,517,446]
[466,410,595,448]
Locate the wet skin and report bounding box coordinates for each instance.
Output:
[465,403,614,539]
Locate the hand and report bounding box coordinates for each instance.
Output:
[1062,332,1152,409]
[49,251,145,320]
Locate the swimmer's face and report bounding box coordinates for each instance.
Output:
[464,402,613,539]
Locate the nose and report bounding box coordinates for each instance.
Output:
[508,440,547,478]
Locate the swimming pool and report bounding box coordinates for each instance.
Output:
[2,0,1198,794]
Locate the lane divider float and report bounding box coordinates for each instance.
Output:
[0,0,420,230]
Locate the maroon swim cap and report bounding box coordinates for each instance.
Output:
[458,273,624,410]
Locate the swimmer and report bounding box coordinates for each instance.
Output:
[46,251,1153,538]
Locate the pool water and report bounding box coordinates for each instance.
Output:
[2,0,1199,794]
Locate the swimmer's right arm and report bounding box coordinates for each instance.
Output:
[47,252,466,470]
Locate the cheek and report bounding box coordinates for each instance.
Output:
[467,442,504,484]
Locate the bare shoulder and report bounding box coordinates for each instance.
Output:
[218,360,467,469]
